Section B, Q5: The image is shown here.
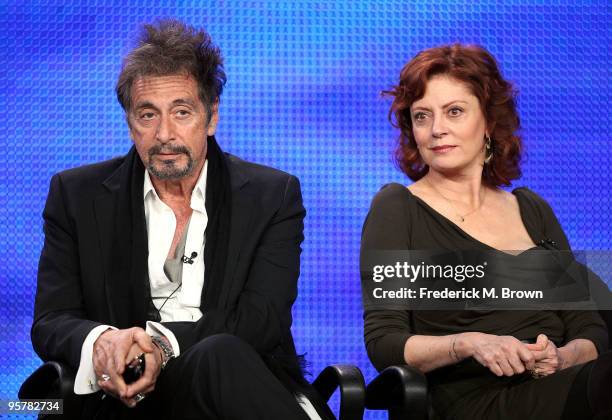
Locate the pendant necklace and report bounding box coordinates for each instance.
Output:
[424,178,486,223]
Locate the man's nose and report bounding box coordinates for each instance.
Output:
[156,114,174,143]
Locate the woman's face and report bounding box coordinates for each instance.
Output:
[410,74,488,176]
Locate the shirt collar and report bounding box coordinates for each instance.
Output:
[143,160,208,212]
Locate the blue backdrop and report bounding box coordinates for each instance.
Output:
[1,1,611,418]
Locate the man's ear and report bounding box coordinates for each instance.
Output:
[206,100,220,136]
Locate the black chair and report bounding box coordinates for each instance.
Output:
[20,361,366,420]
[365,365,428,420]
[313,364,367,420]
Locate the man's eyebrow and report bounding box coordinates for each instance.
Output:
[411,100,469,112]
[171,98,197,107]
[134,101,158,111]
[133,98,197,111]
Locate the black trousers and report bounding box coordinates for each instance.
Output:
[439,351,612,420]
[87,334,314,420]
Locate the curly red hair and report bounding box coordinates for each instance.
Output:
[384,44,522,186]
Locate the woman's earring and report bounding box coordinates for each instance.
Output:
[484,134,493,164]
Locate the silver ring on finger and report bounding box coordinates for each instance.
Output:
[134,393,146,403]
[100,373,111,382]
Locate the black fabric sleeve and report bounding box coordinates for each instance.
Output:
[160,175,305,354]
[31,174,102,369]
[363,310,413,372]
[361,184,415,371]
[518,187,608,354]
[558,310,608,355]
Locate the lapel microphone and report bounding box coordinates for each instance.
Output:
[181,251,198,264]
[538,239,558,250]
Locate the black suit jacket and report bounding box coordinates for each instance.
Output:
[31,149,306,381]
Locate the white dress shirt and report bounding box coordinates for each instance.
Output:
[144,160,208,322]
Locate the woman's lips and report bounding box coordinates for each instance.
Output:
[430,145,456,153]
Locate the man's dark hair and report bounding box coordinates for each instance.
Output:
[116,19,226,119]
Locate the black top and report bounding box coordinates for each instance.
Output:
[361,183,608,372]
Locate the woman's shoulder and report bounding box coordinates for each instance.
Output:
[365,182,421,224]
[512,186,542,200]
[511,186,571,249]
[511,186,556,217]
[369,182,418,211]
[362,183,416,248]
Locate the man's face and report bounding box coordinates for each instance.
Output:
[127,74,218,180]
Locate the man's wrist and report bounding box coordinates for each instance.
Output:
[93,328,115,348]
[150,335,174,369]
[153,344,164,366]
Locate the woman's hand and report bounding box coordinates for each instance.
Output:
[458,332,535,377]
[525,334,565,378]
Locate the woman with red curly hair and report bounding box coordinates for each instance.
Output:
[361,44,611,419]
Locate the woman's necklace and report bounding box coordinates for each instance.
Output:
[424,178,486,223]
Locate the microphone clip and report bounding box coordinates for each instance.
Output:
[181,251,198,265]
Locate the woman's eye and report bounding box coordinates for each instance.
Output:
[413,112,427,122]
[448,107,463,117]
